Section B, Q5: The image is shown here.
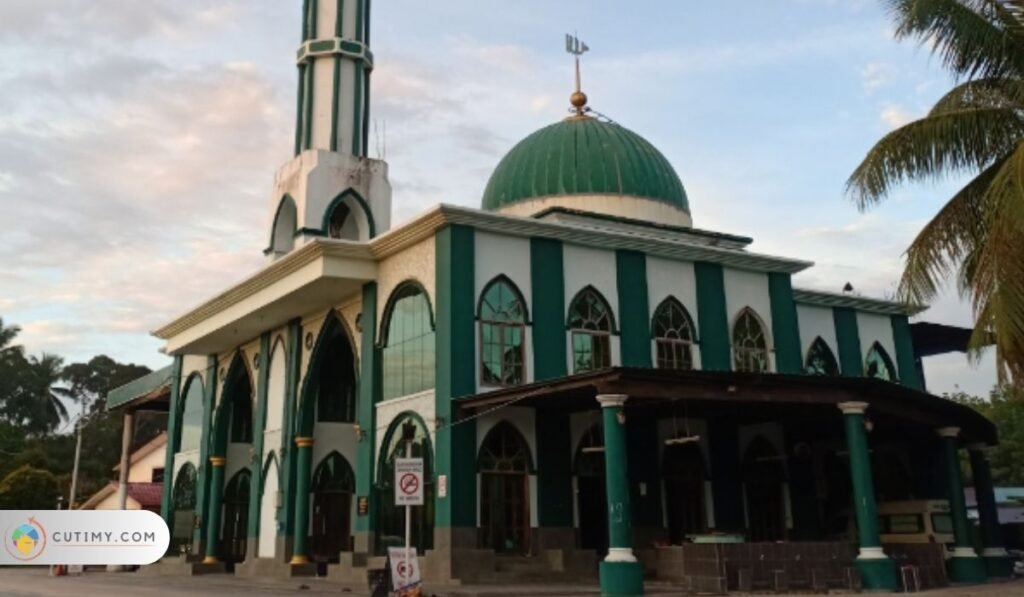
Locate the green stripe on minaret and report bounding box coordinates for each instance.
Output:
[352,62,363,155]
[331,57,341,152]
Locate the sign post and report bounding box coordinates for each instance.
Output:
[393,422,424,596]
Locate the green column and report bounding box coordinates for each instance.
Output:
[290,436,315,565]
[838,402,896,591]
[202,456,227,564]
[597,395,644,597]
[159,356,183,527]
[969,446,1014,577]
[938,428,987,583]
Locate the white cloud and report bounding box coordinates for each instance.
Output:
[880,103,916,129]
[861,62,897,92]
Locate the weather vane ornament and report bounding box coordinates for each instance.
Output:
[565,34,590,117]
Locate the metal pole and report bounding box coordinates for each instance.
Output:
[404,438,412,583]
[117,411,135,510]
[68,418,83,509]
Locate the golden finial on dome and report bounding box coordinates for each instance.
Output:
[566,34,590,117]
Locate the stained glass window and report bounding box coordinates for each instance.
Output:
[733,309,769,373]
[479,278,526,386]
[179,377,205,453]
[652,298,696,371]
[865,343,897,381]
[805,337,839,376]
[382,284,436,401]
[568,287,614,373]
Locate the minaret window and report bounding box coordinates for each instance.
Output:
[805,337,840,376]
[732,308,769,373]
[652,298,696,371]
[568,287,614,373]
[479,277,527,386]
[381,283,436,400]
[865,343,897,381]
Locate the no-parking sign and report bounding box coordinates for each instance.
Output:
[394,458,424,506]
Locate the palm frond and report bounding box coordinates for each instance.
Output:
[898,155,1006,304]
[846,106,1024,207]
[884,0,1024,79]
[929,77,1024,113]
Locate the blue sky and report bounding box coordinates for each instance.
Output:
[0,0,997,396]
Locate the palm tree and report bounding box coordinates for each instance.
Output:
[23,354,73,436]
[848,0,1024,382]
[0,318,21,357]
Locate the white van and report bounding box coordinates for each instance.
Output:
[841,500,955,551]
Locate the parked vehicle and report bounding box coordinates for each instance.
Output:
[839,500,955,554]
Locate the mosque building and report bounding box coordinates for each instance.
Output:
[108,1,1013,593]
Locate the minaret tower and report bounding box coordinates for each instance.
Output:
[265,0,392,258]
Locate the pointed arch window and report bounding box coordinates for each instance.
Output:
[568,288,614,374]
[171,463,197,553]
[479,278,527,387]
[478,422,532,474]
[179,377,204,453]
[865,343,897,381]
[805,337,839,376]
[382,283,435,401]
[652,298,696,371]
[328,203,355,240]
[316,320,357,423]
[732,309,769,373]
[376,415,434,554]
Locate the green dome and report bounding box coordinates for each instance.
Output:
[482,116,689,212]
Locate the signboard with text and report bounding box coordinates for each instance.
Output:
[394,458,424,506]
[388,547,422,596]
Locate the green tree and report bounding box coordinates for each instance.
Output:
[949,385,1024,484]
[0,465,60,510]
[848,1,1024,382]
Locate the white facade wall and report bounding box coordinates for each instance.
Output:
[563,244,620,372]
[474,231,534,391]
[796,304,839,366]
[376,236,436,330]
[857,312,897,366]
[646,256,702,369]
[723,268,775,372]
[258,459,280,558]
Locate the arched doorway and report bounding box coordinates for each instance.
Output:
[375,414,434,555]
[311,452,355,564]
[742,437,786,542]
[575,424,608,553]
[171,463,197,555]
[478,422,532,554]
[663,443,707,544]
[221,469,251,564]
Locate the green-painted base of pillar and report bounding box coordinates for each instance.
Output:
[855,557,897,592]
[599,560,644,596]
[984,556,1015,579]
[948,556,988,584]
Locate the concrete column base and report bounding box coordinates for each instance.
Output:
[949,555,988,584]
[599,560,644,596]
[854,556,897,591]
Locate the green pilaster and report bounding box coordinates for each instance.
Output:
[355,282,380,535]
[248,334,271,540]
[768,273,802,374]
[203,457,227,563]
[970,447,1014,577]
[694,262,730,371]
[839,402,897,591]
[291,438,315,564]
[531,238,567,381]
[597,395,644,596]
[280,319,302,540]
[194,356,218,550]
[616,250,652,368]
[939,429,987,583]
[536,412,573,527]
[160,356,184,527]
[351,62,364,155]
[330,56,341,152]
[833,307,864,377]
[891,315,923,390]
[435,225,477,528]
